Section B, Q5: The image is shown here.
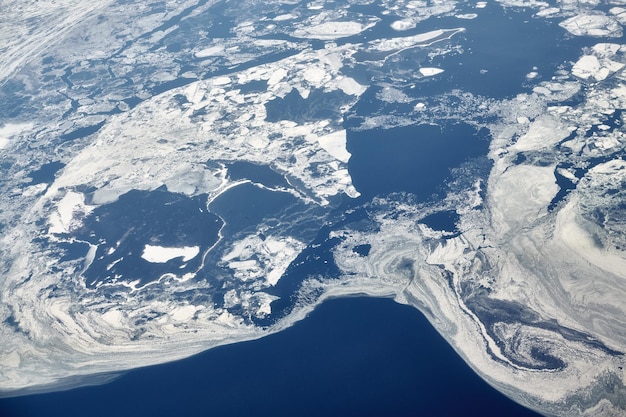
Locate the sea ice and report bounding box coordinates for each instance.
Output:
[293,21,369,40]
[559,13,623,38]
[419,67,445,77]
[141,245,200,263]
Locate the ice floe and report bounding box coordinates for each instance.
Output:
[317,130,351,163]
[419,67,445,77]
[222,235,305,286]
[141,245,200,263]
[293,21,373,40]
[559,13,623,38]
[391,19,417,31]
[456,13,478,19]
[571,43,625,82]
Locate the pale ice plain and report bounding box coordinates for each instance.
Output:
[0,0,625,416]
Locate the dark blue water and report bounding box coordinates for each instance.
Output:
[420,210,460,235]
[209,182,299,235]
[226,161,289,188]
[347,122,489,201]
[435,6,596,98]
[27,161,65,185]
[75,187,222,288]
[0,297,542,417]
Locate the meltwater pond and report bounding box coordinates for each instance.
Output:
[0,298,542,417]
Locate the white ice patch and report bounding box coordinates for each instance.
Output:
[170,305,200,322]
[273,13,297,21]
[194,45,225,58]
[141,245,200,263]
[456,13,478,19]
[370,28,465,53]
[572,55,603,80]
[536,7,561,18]
[303,65,327,85]
[293,21,369,40]
[419,67,445,77]
[512,115,574,152]
[164,164,223,196]
[336,76,367,96]
[571,43,625,82]
[21,183,48,197]
[48,191,92,235]
[488,164,558,233]
[101,309,124,327]
[391,19,416,31]
[0,0,114,85]
[317,130,351,163]
[611,7,626,24]
[222,235,305,286]
[559,13,623,38]
[0,123,33,149]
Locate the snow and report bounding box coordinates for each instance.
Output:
[0,0,114,85]
[556,197,626,279]
[267,68,287,86]
[222,234,305,286]
[371,28,465,53]
[488,164,558,233]
[0,352,20,368]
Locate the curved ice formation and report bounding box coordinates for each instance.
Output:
[1,0,626,416]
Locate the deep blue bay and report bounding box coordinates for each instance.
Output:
[0,297,541,417]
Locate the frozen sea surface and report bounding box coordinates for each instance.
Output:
[1,0,626,416]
